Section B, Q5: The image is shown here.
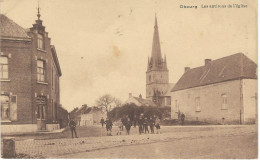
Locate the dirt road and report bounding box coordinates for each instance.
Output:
[58,126,257,159]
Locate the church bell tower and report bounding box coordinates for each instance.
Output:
[146,15,169,100]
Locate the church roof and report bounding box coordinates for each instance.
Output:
[0,14,30,38]
[171,53,257,92]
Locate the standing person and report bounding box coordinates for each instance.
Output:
[155,117,161,134]
[137,115,144,134]
[149,116,155,134]
[105,118,113,136]
[116,121,122,135]
[100,117,105,128]
[143,117,149,134]
[125,118,132,135]
[69,119,78,138]
[181,113,185,125]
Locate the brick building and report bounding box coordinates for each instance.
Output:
[170,53,257,124]
[0,11,66,133]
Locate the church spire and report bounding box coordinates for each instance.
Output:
[151,14,161,61]
[154,13,158,29]
[147,14,165,71]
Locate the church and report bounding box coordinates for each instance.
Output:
[126,16,174,108]
[145,16,174,107]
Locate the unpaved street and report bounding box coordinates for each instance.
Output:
[57,125,257,159]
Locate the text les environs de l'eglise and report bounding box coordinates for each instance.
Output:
[180,4,248,9]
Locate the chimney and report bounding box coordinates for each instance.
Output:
[139,94,142,99]
[185,67,190,72]
[129,93,132,98]
[205,59,212,66]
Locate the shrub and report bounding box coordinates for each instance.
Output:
[107,103,171,121]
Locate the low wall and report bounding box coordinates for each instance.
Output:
[46,124,60,131]
[1,124,37,134]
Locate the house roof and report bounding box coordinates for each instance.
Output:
[0,14,30,38]
[82,107,102,114]
[51,45,62,76]
[171,53,257,92]
[133,97,156,106]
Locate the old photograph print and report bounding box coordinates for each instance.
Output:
[0,0,257,159]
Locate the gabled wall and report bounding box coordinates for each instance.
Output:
[171,80,243,124]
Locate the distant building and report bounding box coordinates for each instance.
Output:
[171,53,257,124]
[0,11,65,133]
[80,107,106,126]
[146,16,174,107]
[125,93,156,107]
[69,104,88,125]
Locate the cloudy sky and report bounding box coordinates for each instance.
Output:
[1,0,257,111]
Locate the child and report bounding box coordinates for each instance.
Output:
[116,121,123,135]
[155,117,161,134]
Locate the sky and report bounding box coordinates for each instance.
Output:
[0,0,257,112]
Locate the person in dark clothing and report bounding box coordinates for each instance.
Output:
[143,117,149,134]
[181,113,185,125]
[137,116,144,134]
[125,118,132,135]
[100,117,105,128]
[105,118,113,136]
[149,117,155,134]
[69,119,78,138]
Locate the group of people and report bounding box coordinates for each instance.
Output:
[100,114,161,136]
[136,114,161,134]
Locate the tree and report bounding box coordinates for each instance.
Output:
[96,94,122,115]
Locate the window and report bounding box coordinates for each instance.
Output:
[37,60,46,82]
[195,97,201,112]
[149,75,151,82]
[166,97,171,105]
[1,95,10,120]
[0,56,8,79]
[37,34,44,50]
[221,94,228,109]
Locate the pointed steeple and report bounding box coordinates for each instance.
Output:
[151,14,162,68]
[154,13,158,29]
[147,14,168,71]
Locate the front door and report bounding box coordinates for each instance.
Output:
[37,105,46,130]
[36,96,47,131]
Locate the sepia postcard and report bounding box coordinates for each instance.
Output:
[0,0,258,159]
